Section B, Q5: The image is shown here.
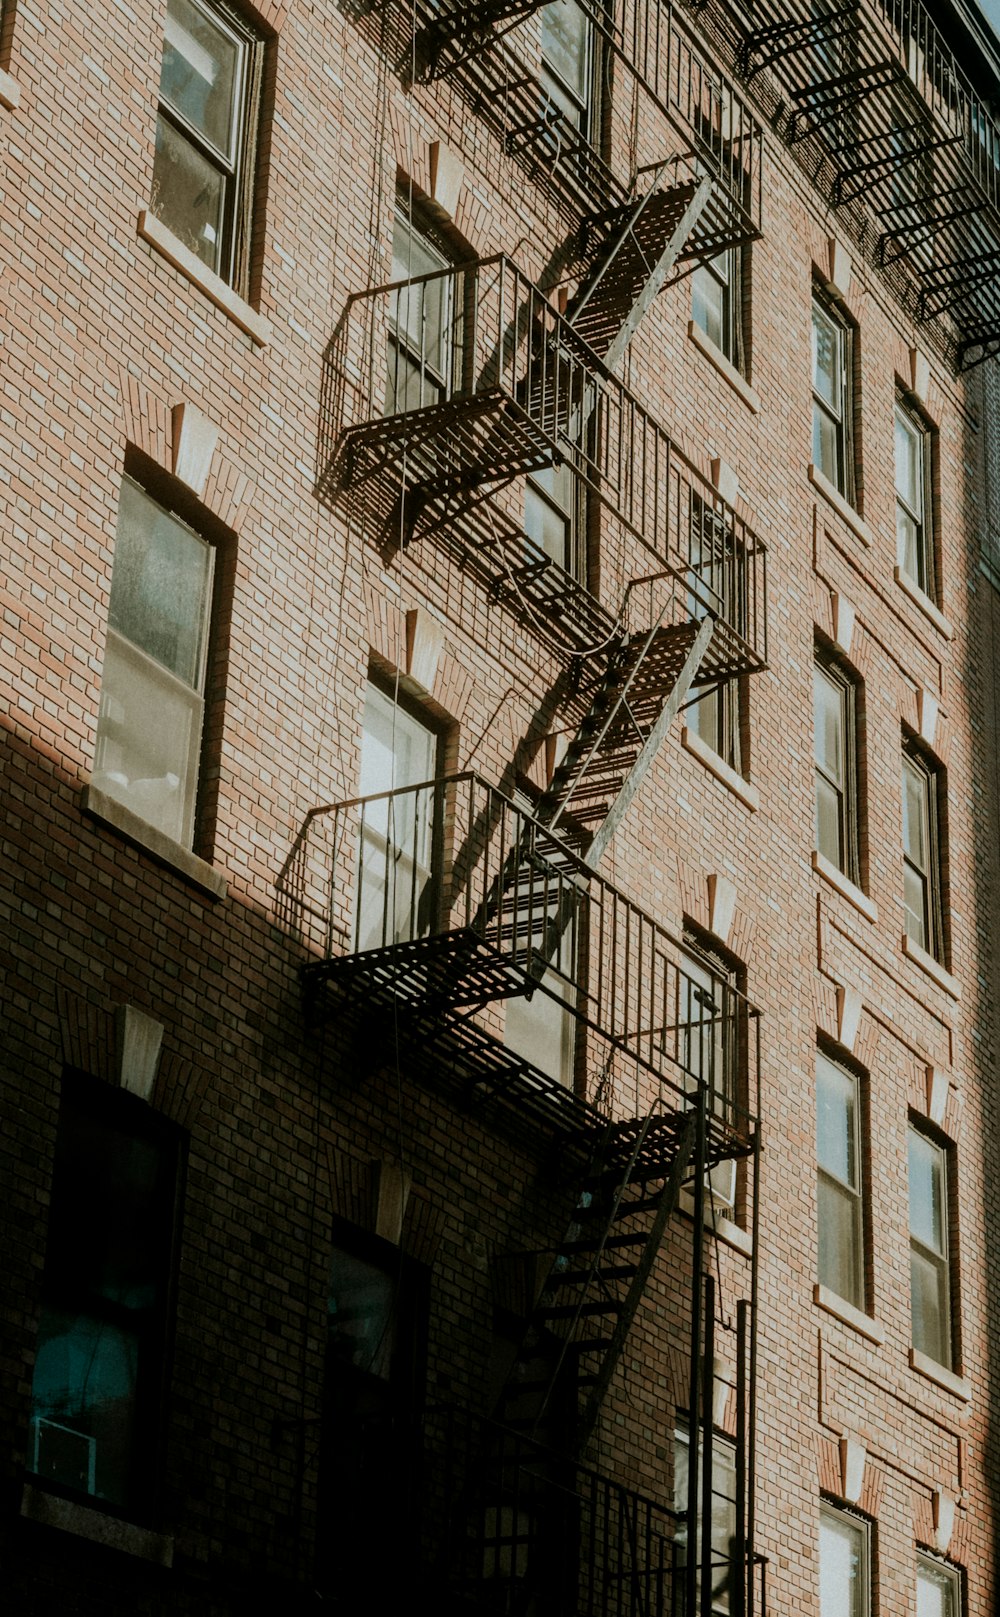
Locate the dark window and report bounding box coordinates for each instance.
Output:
[28,1075,181,1515]
[812,296,855,500]
[151,0,264,290]
[318,1226,428,1601]
[901,741,945,960]
[814,653,860,885]
[816,1052,865,1311]
[93,477,218,850]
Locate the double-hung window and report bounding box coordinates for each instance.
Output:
[152,0,263,289]
[819,1504,870,1617]
[354,682,440,953]
[93,478,216,849]
[895,399,935,599]
[692,250,742,368]
[816,1053,865,1311]
[524,460,581,578]
[916,1554,960,1617]
[812,297,854,500]
[674,1425,738,1614]
[686,500,743,771]
[908,1125,953,1369]
[385,211,453,416]
[814,654,860,884]
[29,1074,181,1514]
[540,0,593,134]
[901,743,944,960]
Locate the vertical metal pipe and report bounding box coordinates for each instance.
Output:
[685,1087,707,1617]
[700,1275,715,1617]
[735,1299,748,1617]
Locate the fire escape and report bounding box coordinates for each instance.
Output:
[690,0,1000,369]
[311,3,771,1612]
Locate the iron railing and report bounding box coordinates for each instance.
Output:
[334,255,767,672]
[421,1404,686,1616]
[298,770,760,1137]
[697,0,1000,364]
[402,0,762,237]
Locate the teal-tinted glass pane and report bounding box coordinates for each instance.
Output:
[109,481,212,690]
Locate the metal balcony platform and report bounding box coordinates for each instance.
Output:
[340,390,557,500]
[302,928,533,1016]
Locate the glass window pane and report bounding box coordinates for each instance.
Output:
[909,1131,944,1253]
[161,0,240,159]
[816,1057,855,1185]
[818,1176,862,1306]
[693,260,727,351]
[917,1560,958,1617]
[813,403,841,487]
[902,757,928,869]
[819,1510,865,1617]
[541,0,590,106]
[389,217,450,381]
[328,1249,395,1379]
[895,407,922,510]
[151,114,227,271]
[812,304,842,412]
[109,481,213,689]
[897,506,921,582]
[911,1247,949,1363]
[816,775,843,868]
[94,632,204,845]
[814,666,844,784]
[525,480,571,568]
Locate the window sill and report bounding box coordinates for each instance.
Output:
[0,67,21,110]
[812,851,877,922]
[909,1348,971,1402]
[81,785,228,901]
[20,1484,174,1566]
[893,567,954,639]
[813,1284,885,1344]
[681,726,759,811]
[686,322,761,413]
[679,1189,753,1256]
[137,210,272,347]
[807,464,873,547]
[902,934,960,1000]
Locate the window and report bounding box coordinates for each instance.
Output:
[674,1425,738,1614]
[524,460,581,578]
[916,1554,961,1617]
[895,399,935,598]
[385,210,453,415]
[540,0,593,134]
[28,1074,181,1514]
[355,682,440,952]
[819,1504,870,1617]
[692,250,742,367]
[901,742,944,960]
[151,0,263,289]
[93,478,216,849]
[318,1226,428,1601]
[814,654,860,884]
[812,297,854,499]
[908,1125,953,1369]
[504,904,580,1089]
[816,1053,865,1310]
[677,941,742,1210]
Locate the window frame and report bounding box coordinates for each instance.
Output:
[908,1122,955,1372]
[816,1050,866,1313]
[901,739,945,962]
[151,0,264,292]
[28,1071,184,1520]
[674,1422,739,1616]
[813,650,861,887]
[916,1552,961,1617]
[92,475,220,853]
[819,1502,871,1617]
[692,247,744,371]
[539,0,596,138]
[385,206,457,416]
[811,293,856,502]
[894,394,936,601]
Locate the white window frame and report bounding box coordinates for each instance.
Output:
[92,478,215,850]
[908,1125,954,1371]
[916,1552,961,1617]
[814,654,860,884]
[816,1052,865,1311]
[152,0,261,288]
[812,296,854,500]
[819,1502,870,1617]
[895,397,935,599]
